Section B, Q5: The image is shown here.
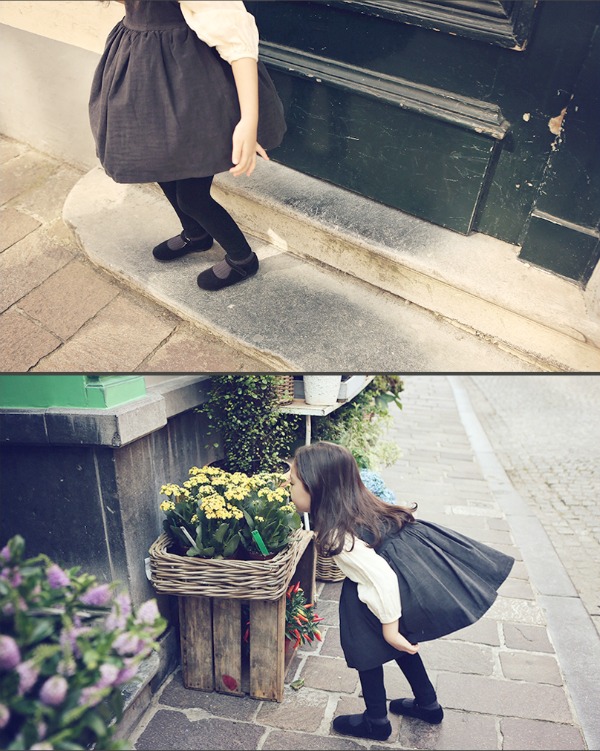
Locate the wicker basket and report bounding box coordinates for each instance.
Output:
[316,553,346,582]
[274,375,295,405]
[149,529,309,600]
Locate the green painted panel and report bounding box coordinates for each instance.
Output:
[0,375,146,409]
[271,70,497,233]
[253,1,600,244]
[518,216,600,284]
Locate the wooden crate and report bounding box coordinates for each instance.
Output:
[178,531,316,702]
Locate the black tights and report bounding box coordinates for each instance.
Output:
[358,653,437,719]
[158,177,252,262]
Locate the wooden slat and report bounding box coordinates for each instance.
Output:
[249,596,286,701]
[291,536,317,606]
[179,596,214,690]
[213,599,243,695]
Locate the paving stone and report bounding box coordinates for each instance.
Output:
[487,596,545,626]
[417,639,495,676]
[436,673,572,722]
[0,136,26,164]
[313,599,340,628]
[0,221,75,312]
[502,623,555,653]
[261,729,364,750]
[18,260,120,339]
[0,206,40,252]
[140,325,269,371]
[134,709,265,750]
[442,618,500,647]
[500,717,586,750]
[300,655,358,694]
[0,149,60,204]
[34,295,177,371]
[158,673,259,721]
[395,708,499,750]
[257,686,329,732]
[0,308,61,371]
[318,626,345,659]
[499,652,563,685]
[14,164,83,223]
[498,577,536,600]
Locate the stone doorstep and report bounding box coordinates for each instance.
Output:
[112,651,160,742]
[209,162,600,372]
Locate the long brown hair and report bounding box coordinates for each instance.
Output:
[293,441,416,555]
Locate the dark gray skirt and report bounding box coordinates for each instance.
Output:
[339,520,514,671]
[89,1,286,183]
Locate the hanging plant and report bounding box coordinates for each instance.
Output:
[196,376,302,475]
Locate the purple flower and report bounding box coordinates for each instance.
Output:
[105,592,131,630]
[47,564,70,589]
[16,660,39,695]
[112,632,141,656]
[39,674,68,706]
[97,663,120,689]
[0,635,21,671]
[0,703,10,729]
[80,584,111,607]
[78,685,105,708]
[136,599,159,625]
[0,545,10,562]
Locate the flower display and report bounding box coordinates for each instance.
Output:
[159,466,301,559]
[0,535,166,751]
[360,469,397,504]
[285,582,324,648]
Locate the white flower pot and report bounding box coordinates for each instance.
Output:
[303,375,342,405]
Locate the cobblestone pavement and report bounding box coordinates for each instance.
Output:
[461,375,600,638]
[126,375,590,751]
[0,134,270,372]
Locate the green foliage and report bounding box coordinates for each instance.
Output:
[0,536,166,751]
[311,376,404,469]
[196,376,302,475]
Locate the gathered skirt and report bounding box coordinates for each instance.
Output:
[339,520,514,671]
[89,6,286,183]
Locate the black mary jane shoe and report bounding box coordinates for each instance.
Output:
[196,252,259,291]
[152,231,213,261]
[332,711,392,741]
[389,698,444,724]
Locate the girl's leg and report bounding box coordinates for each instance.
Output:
[395,652,437,706]
[153,181,213,260]
[359,665,388,718]
[158,181,207,238]
[175,177,259,290]
[391,652,443,724]
[332,666,391,740]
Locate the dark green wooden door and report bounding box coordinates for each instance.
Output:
[249,0,600,284]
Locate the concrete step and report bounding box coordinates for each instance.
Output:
[63,163,600,371]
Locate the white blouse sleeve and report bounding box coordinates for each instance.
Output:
[178,1,259,63]
[333,535,401,624]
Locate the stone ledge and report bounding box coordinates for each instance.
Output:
[210,160,600,371]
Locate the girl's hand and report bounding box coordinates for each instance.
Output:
[230,119,269,178]
[382,621,420,654]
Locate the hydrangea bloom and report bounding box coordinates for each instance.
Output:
[360,469,397,504]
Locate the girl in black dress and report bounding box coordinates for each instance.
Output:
[290,441,514,741]
[90,0,286,291]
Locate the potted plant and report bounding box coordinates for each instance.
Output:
[284,582,324,654]
[302,375,342,406]
[0,535,165,751]
[159,466,301,560]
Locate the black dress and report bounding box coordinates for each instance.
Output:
[338,520,514,671]
[89,0,286,183]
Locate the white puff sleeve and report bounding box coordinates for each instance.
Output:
[334,535,402,624]
[178,1,259,63]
